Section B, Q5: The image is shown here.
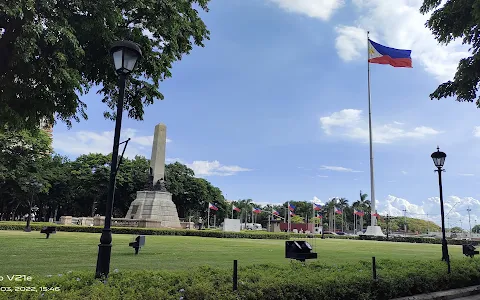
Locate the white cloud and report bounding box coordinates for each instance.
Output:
[319,109,441,143]
[53,128,171,158]
[401,171,408,175]
[317,175,329,178]
[320,165,362,173]
[458,173,475,177]
[394,121,404,125]
[334,0,469,82]
[311,196,324,205]
[167,158,252,177]
[474,126,480,137]
[377,195,480,230]
[335,26,369,61]
[268,0,345,21]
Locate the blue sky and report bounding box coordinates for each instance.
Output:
[53,0,480,229]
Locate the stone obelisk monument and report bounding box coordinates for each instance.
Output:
[125,123,181,228]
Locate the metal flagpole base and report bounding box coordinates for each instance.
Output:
[363,225,385,237]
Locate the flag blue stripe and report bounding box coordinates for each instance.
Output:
[369,39,411,59]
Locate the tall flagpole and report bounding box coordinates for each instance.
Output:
[367,31,376,227]
[207,204,210,229]
[287,202,290,232]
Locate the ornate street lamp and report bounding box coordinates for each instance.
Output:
[25,181,42,232]
[431,146,450,274]
[95,40,142,279]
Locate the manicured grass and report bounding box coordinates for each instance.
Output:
[0,230,468,275]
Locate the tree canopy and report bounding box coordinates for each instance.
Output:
[420,0,480,107]
[0,0,210,129]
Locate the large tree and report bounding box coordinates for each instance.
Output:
[0,0,210,129]
[420,0,480,107]
[0,127,52,220]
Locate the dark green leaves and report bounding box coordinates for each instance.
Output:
[0,0,210,129]
[421,0,480,107]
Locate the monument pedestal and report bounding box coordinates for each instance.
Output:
[363,225,385,236]
[125,191,181,228]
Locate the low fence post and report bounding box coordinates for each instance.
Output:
[233,260,238,291]
[372,256,377,280]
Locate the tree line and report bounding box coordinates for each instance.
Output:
[0,127,441,234]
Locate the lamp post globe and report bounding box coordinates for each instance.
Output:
[110,41,142,75]
[431,146,446,169]
[95,40,142,279]
[431,146,450,274]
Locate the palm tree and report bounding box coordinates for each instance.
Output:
[337,198,348,231]
[323,199,336,231]
[356,191,370,230]
[236,199,252,228]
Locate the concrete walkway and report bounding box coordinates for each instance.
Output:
[393,285,480,300]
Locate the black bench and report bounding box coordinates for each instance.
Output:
[285,241,317,262]
[463,244,479,258]
[129,235,145,255]
[40,226,56,239]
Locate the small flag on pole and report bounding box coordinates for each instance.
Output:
[208,203,218,211]
[288,203,296,211]
[354,209,365,217]
[272,209,280,216]
[232,205,241,212]
[252,207,261,214]
[368,39,412,68]
[289,211,296,217]
[335,208,342,215]
[315,213,323,219]
[313,203,322,211]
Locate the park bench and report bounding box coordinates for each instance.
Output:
[129,235,145,255]
[463,244,479,258]
[285,240,317,262]
[40,226,56,239]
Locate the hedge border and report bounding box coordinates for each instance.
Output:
[0,223,469,244]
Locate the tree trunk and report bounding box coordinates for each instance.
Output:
[25,198,33,232]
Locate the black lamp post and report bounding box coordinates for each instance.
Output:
[95,40,142,279]
[431,146,450,274]
[25,180,42,232]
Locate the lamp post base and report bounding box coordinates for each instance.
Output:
[95,243,112,278]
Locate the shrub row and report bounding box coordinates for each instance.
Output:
[0,222,469,245]
[359,235,469,245]
[0,223,293,240]
[2,259,480,300]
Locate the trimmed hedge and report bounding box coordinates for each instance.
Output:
[1,259,480,299]
[0,222,469,245]
[359,234,469,245]
[0,223,293,239]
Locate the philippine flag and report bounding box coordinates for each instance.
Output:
[252,207,261,214]
[288,203,296,211]
[368,39,412,68]
[232,205,241,212]
[289,211,296,217]
[316,213,323,219]
[272,209,280,216]
[313,203,322,211]
[354,209,365,217]
[208,203,218,211]
[335,208,342,215]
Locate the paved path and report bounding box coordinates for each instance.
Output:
[454,296,480,300]
[392,285,480,300]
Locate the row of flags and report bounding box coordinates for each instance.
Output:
[208,202,381,219]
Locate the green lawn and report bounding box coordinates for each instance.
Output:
[1,230,467,275]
